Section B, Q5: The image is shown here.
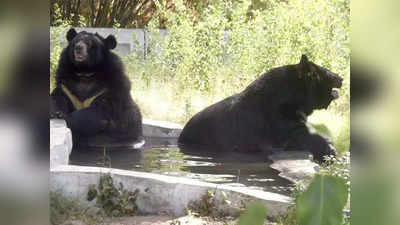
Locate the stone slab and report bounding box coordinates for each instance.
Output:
[269,151,320,183]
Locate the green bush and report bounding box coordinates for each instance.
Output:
[50,25,67,92]
[127,0,349,124]
[50,3,87,92]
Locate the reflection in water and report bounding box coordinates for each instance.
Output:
[69,138,293,195]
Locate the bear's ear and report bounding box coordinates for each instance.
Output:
[300,54,308,65]
[66,28,77,42]
[105,35,117,50]
[298,54,311,76]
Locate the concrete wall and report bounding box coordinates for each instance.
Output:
[51,27,228,58]
[52,27,146,57]
[50,165,291,217]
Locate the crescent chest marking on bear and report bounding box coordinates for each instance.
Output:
[61,84,106,110]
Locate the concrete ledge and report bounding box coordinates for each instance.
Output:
[50,165,292,217]
[50,119,73,168]
[142,119,182,138]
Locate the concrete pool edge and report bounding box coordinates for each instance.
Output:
[50,164,292,217]
[50,118,182,167]
[50,119,292,218]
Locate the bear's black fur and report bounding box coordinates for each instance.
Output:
[178,55,343,162]
[50,28,143,147]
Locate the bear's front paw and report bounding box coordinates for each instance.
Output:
[313,141,337,163]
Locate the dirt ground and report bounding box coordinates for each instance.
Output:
[63,215,237,225]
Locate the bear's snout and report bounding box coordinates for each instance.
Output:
[74,41,88,62]
[332,75,343,89]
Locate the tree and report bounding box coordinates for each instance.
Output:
[50,0,156,28]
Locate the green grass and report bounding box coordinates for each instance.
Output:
[308,110,350,154]
[50,192,106,225]
[129,68,253,125]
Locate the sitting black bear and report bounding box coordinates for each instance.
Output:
[178,55,342,162]
[50,28,143,147]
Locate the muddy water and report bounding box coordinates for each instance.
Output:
[69,138,293,195]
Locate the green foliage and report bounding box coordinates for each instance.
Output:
[87,184,98,201]
[309,123,332,139]
[187,189,216,217]
[50,25,68,92]
[50,0,349,133]
[51,3,87,27]
[237,202,267,225]
[142,0,349,103]
[88,174,140,217]
[50,192,78,225]
[129,0,350,124]
[50,192,105,225]
[308,118,350,155]
[332,117,350,154]
[321,152,351,190]
[50,3,87,92]
[296,174,349,225]
[276,205,297,225]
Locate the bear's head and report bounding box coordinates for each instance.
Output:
[65,28,117,71]
[297,55,343,111]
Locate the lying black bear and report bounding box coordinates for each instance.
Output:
[50,28,143,147]
[178,55,342,162]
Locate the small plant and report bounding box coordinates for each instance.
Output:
[322,152,351,189]
[50,192,105,225]
[187,189,216,217]
[276,205,297,225]
[87,174,140,217]
[96,147,112,168]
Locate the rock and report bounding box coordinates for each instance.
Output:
[269,151,320,183]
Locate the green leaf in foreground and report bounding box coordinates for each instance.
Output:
[296,174,348,225]
[237,203,266,225]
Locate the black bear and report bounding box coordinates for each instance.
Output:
[50,28,143,148]
[178,55,343,162]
